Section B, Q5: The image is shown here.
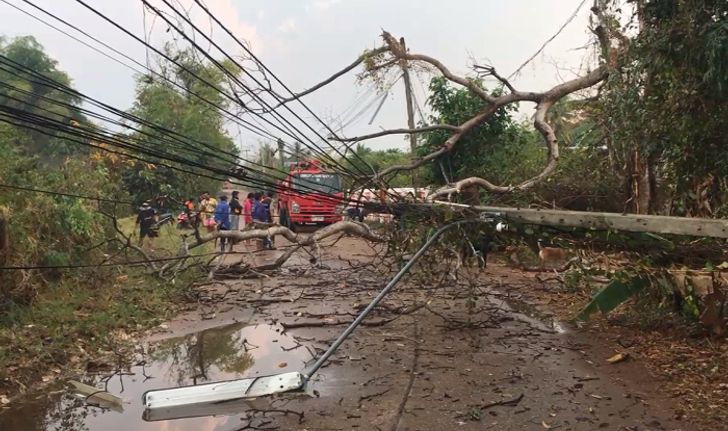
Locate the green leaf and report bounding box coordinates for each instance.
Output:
[576,276,649,321]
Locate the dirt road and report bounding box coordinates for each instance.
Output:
[0,237,688,430]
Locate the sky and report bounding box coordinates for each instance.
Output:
[1,0,599,156]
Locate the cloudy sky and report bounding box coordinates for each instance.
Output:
[1,0,598,155]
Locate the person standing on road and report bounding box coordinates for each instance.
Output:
[202,192,218,231]
[183,197,196,228]
[229,191,243,231]
[229,191,243,247]
[243,192,254,227]
[135,200,157,249]
[263,191,276,249]
[252,192,270,250]
[214,195,231,252]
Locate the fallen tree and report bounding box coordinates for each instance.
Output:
[178,221,385,273]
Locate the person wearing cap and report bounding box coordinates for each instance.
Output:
[135,200,157,249]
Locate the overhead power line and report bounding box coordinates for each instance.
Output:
[6,0,283,146]
[0,183,134,204]
[72,0,361,180]
[0,55,352,199]
[0,0,398,200]
[144,0,369,180]
[508,0,589,80]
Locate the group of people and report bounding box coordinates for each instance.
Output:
[136,190,277,252]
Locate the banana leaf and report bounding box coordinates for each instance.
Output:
[576,276,649,321]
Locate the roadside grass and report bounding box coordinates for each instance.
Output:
[0,218,211,397]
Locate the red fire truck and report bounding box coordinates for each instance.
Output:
[276,160,345,231]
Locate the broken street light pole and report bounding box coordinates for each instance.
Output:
[141,219,496,421]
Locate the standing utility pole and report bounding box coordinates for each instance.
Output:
[277,138,285,170]
[294,141,302,161]
[399,37,418,189]
[399,37,417,155]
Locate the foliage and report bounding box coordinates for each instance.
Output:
[122,46,239,206]
[0,138,126,304]
[0,267,200,396]
[418,77,534,188]
[0,36,88,160]
[529,145,624,212]
[600,0,728,216]
[576,274,649,321]
[418,77,621,210]
[345,143,413,187]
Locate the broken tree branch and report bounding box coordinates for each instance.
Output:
[382,31,496,103]
[272,46,388,108]
[348,24,616,193]
[427,65,607,198]
[186,221,384,272]
[189,221,383,250]
[473,64,516,93]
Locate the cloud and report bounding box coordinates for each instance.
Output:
[276,17,297,34]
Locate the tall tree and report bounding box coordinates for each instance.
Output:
[600,0,728,215]
[0,36,87,159]
[418,77,537,188]
[123,46,239,204]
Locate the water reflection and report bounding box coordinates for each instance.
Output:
[0,323,308,431]
[149,322,256,386]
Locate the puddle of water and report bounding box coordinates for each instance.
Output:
[0,322,311,431]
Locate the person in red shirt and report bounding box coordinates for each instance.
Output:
[241,193,255,244]
[243,192,254,226]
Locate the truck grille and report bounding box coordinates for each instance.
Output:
[299,205,336,215]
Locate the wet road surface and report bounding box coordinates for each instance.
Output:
[0,237,688,430]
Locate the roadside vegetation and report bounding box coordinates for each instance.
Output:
[0,2,727,425]
[0,37,225,396]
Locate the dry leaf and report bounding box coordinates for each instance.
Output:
[607,352,629,364]
[0,395,9,405]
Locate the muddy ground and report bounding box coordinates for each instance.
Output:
[0,236,695,430]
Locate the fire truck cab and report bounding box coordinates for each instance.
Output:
[276,160,344,231]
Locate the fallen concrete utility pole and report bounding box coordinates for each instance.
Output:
[429,201,728,239]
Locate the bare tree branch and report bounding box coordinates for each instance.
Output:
[99,210,159,271]
[427,65,608,198]
[374,103,502,179]
[271,46,389,108]
[382,31,496,103]
[473,64,516,93]
[185,221,383,271]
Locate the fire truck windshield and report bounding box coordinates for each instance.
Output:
[291,173,341,194]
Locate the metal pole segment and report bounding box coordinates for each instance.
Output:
[303,218,485,379]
